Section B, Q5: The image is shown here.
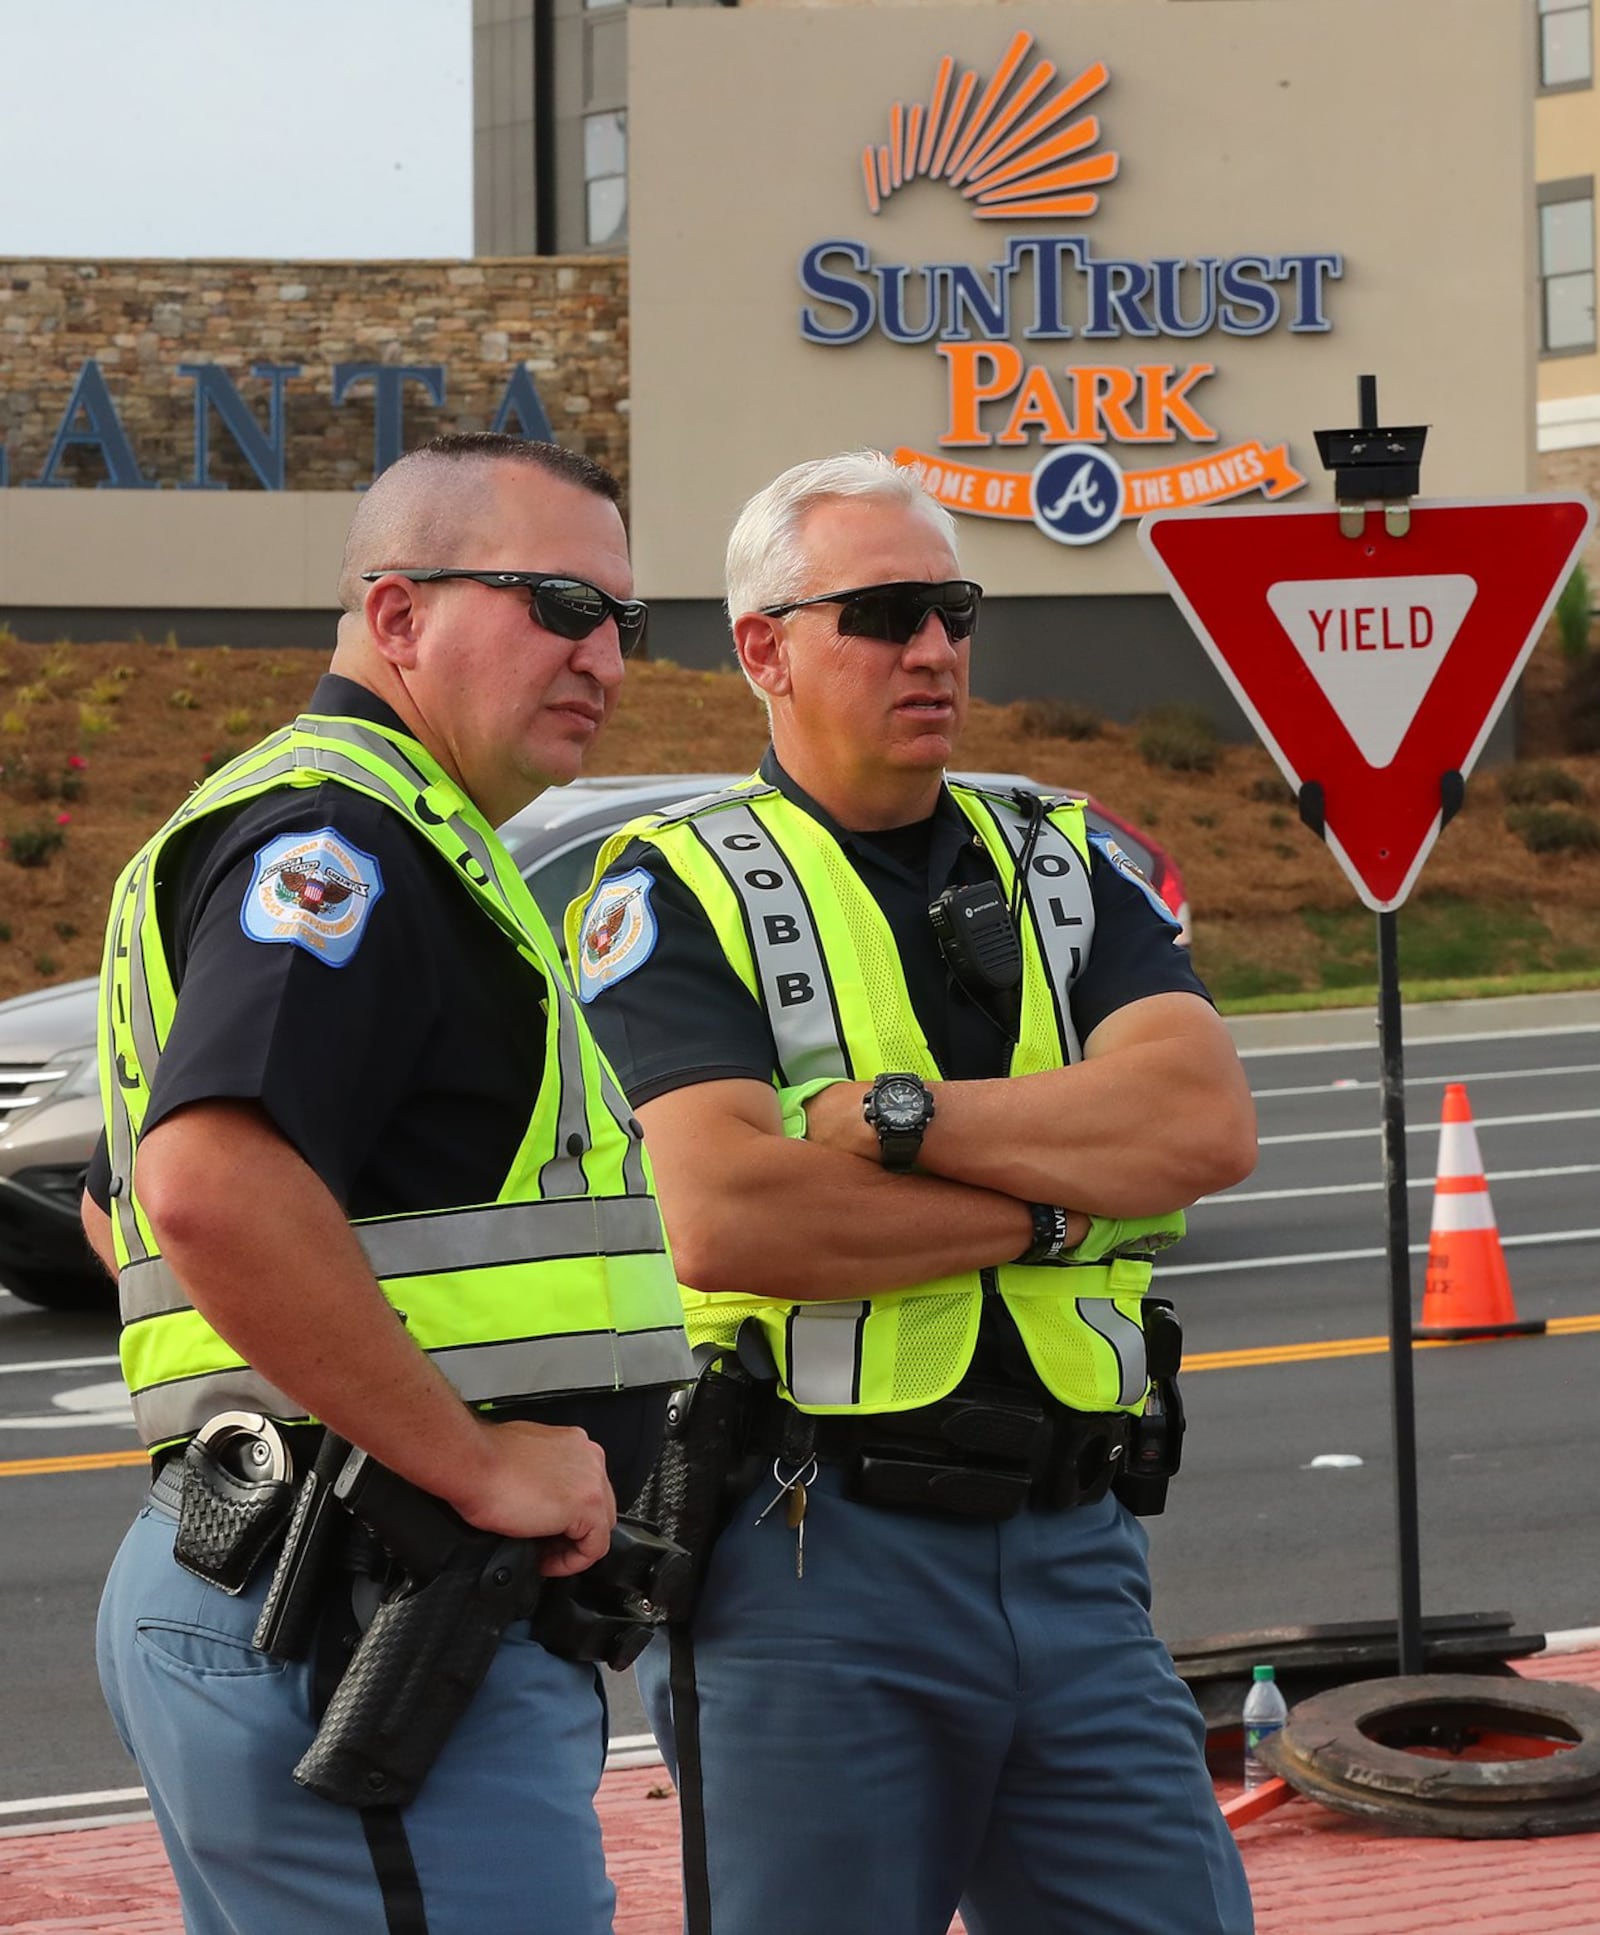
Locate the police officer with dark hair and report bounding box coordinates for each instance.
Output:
[571,450,1259,1934]
[82,432,691,1935]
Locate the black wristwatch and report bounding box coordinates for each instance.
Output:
[862,1072,935,1172]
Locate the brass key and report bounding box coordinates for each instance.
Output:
[786,1477,808,1579]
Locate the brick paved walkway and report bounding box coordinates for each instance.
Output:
[6,1647,1600,1934]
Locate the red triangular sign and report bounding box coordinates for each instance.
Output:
[1139,496,1596,909]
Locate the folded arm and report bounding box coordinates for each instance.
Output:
[637,1077,1066,1301]
[804,992,1257,1217]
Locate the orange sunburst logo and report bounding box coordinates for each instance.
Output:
[861,30,1118,222]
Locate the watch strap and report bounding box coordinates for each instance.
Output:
[1013,1202,1073,1266]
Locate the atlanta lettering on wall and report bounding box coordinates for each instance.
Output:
[797,31,1341,547]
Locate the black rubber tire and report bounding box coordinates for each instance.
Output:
[0,1266,113,1313]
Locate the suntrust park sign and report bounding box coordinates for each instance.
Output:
[796,32,1340,546]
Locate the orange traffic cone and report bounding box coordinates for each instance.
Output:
[1416,1084,1545,1341]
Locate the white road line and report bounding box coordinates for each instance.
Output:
[1253,1062,1600,1101]
[1161,1226,1600,1276]
[1260,1107,1600,1147]
[1238,1023,1600,1060]
[0,1355,119,1377]
[1208,1164,1600,1206]
[0,1786,146,1817]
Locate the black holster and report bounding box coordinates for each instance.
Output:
[1112,1298,1186,1518]
[626,1350,756,1622]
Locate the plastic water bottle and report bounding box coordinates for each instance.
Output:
[1242,1663,1288,1791]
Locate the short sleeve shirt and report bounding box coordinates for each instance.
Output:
[91,674,665,1496]
[578,751,1213,1393]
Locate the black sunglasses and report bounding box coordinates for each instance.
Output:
[759,579,982,645]
[361,568,648,657]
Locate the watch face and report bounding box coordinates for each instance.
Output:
[876,1077,926,1130]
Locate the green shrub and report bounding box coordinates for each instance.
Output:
[169,688,200,711]
[1015,697,1104,740]
[4,822,67,868]
[1501,763,1586,807]
[1246,772,1295,806]
[1568,653,1600,754]
[1556,561,1593,663]
[1136,703,1220,774]
[1504,804,1600,853]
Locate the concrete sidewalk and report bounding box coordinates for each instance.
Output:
[5,1643,1600,1933]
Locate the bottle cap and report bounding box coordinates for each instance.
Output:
[1252,1663,1275,1681]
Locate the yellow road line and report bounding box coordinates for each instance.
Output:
[0,1448,147,1478]
[1191,1313,1600,1372]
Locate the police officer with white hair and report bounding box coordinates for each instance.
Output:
[572,449,1259,1934]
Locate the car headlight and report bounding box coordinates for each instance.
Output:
[51,1047,104,1101]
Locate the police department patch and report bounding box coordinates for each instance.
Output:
[240,828,385,967]
[576,868,657,1003]
[1088,829,1178,928]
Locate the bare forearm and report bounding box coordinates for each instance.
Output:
[135,1104,499,1511]
[919,1035,1256,1213]
[802,996,1256,1217]
[644,1098,1040,1300]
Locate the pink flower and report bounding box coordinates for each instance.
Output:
[56,812,71,826]
[67,755,86,770]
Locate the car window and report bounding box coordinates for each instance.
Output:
[521,835,612,947]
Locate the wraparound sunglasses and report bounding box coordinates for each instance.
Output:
[759,579,983,645]
[362,568,649,657]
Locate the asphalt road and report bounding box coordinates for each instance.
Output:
[2,989,1596,1821]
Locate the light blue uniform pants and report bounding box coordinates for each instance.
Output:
[98,1498,616,1935]
[637,1464,1252,1935]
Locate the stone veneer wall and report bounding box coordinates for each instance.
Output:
[0,257,629,497]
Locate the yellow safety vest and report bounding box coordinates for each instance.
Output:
[99,708,691,1450]
[572,777,1180,1417]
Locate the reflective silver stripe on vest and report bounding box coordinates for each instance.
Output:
[539,976,597,1199]
[593,1058,650,1197]
[430,1325,691,1404]
[119,1197,666,1321]
[129,1325,691,1444]
[1074,1297,1147,1407]
[785,1300,868,1407]
[977,796,1095,1064]
[690,806,849,1087]
[356,1196,666,1278]
[133,1366,312,1444]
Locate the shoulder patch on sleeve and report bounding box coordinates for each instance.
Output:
[239,827,385,967]
[575,867,658,1003]
[1087,829,1179,928]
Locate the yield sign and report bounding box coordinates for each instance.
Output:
[1139,495,1596,909]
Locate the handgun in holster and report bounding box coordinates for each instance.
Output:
[1112,1298,1186,1518]
[291,1448,690,1809]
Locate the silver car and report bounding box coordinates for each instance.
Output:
[0,772,1186,1311]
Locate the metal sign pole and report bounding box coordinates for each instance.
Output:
[1348,370,1424,1676]
[1376,907,1424,1674]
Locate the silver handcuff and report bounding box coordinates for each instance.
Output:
[193,1409,294,1483]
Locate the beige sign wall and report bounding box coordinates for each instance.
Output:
[630,0,1535,598]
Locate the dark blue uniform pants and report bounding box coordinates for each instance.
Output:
[637,1464,1252,1935]
[98,1498,616,1935]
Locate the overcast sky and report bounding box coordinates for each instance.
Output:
[0,0,473,260]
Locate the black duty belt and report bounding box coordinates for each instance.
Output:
[753,1383,1128,1521]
